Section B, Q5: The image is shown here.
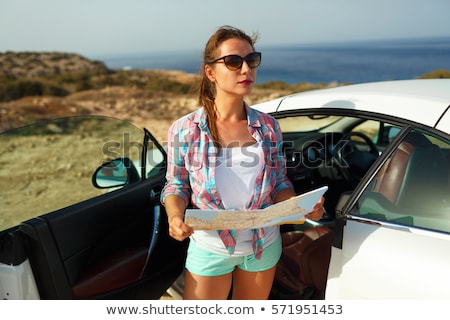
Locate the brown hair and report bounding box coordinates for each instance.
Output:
[197,25,258,144]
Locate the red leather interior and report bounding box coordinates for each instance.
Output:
[372,140,414,203]
[372,132,448,209]
[72,247,147,299]
[274,226,333,299]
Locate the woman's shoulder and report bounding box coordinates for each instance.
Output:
[168,107,207,141]
[170,107,205,129]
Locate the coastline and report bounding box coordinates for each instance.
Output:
[1,45,449,141]
[93,37,450,85]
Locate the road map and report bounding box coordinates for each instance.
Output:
[185,186,328,230]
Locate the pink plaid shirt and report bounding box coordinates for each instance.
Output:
[161,103,293,257]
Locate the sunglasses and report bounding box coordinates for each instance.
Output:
[208,52,262,71]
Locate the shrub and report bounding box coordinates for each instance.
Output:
[419,69,450,79]
[0,79,69,101]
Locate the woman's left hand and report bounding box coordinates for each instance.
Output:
[304,196,325,221]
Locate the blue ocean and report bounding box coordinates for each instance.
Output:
[94,37,450,85]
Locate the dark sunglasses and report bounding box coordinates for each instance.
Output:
[208,52,262,71]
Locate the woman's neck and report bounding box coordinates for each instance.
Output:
[214,97,246,121]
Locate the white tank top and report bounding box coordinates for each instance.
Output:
[190,143,279,256]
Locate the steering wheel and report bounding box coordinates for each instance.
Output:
[334,131,380,183]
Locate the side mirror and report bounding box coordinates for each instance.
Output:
[379,126,401,144]
[92,157,140,189]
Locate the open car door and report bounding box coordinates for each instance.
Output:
[0,116,187,299]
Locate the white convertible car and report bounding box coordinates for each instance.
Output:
[253,78,450,299]
[1,79,449,299]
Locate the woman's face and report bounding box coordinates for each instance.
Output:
[206,38,257,99]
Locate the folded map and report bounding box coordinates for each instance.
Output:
[185,186,328,230]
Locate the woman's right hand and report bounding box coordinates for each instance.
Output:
[168,214,194,241]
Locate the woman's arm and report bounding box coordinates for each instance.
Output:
[165,194,193,241]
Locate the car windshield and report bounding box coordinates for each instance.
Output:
[277,115,342,132]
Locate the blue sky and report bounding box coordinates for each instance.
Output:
[1,0,450,56]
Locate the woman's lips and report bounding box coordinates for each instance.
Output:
[239,79,253,85]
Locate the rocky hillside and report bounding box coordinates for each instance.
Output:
[0,51,108,78]
[2,51,448,142]
[0,52,298,141]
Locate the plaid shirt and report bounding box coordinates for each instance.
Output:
[161,103,293,256]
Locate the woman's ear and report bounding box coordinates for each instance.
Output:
[205,64,215,83]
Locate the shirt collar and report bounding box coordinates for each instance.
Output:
[192,102,262,130]
[245,103,262,128]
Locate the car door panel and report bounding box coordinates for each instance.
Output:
[0,116,187,299]
[327,219,450,299]
[18,173,187,299]
[327,128,450,299]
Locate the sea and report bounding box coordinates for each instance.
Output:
[93,37,450,85]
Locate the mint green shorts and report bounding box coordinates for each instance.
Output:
[185,236,282,276]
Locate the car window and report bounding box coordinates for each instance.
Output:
[145,145,166,178]
[277,115,342,132]
[0,116,144,230]
[352,120,379,141]
[353,120,401,149]
[351,129,450,233]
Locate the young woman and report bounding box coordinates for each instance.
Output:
[161,25,324,300]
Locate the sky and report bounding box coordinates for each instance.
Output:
[1,0,450,57]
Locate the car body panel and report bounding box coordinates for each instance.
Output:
[436,107,450,133]
[0,259,39,299]
[326,219,450,299]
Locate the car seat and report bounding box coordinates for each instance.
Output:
[371,131,430,204]
[356,130,449,229]
[271,226,333,300]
